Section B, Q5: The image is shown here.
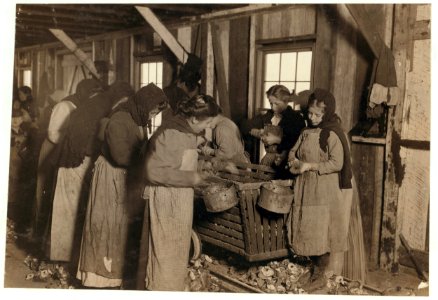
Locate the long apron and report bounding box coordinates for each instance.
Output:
[50,156,92,261]
[76,155,130,287]
[287,129,352,256]
[145,149,198,291]
[32,138,56,239]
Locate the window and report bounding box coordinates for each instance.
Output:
[22,69,32,88]
[140,61,163,137]
[262,49,313,109]
[256,42,314,161]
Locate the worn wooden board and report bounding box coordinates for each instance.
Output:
[313,5,335,91]
[381,4,415,271]
[229,17,250,124]
[332,5,357,132]
[255,6,316,40]
[351,142,385,269]
[115,37,130,82]
[397,38,430,251]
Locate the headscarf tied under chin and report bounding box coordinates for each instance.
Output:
[309,88,352,189]
[113,83,169,128]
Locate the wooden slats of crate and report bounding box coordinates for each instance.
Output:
[195,180,291,262]
[196,205,246,254]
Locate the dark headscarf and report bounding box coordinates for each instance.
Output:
[163,83,189,113]
[57,81,134,168]
[113,83,169,128]
[309,88,352,189]
[69,78,102,107]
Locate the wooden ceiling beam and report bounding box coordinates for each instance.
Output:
[16,16,120,30]
[24,4,134,17]
[17,6,128,24]
[17,23,104,35]
[141,4,213,14]
[15,29,56,38]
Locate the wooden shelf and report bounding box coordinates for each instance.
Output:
[351,135,386,145]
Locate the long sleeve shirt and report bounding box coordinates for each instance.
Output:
[144,115,200,188]
[102,111,143,168]
[47,101,76,144]
[213,117,247,162]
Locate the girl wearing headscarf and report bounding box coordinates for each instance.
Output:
[49,81,134,264]
[142,94,220,291]
[286,88,365,289]
[76,83,168,288]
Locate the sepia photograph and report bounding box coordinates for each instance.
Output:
[0,1,433,298]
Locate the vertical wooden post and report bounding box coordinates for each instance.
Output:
[210,22,231,118]
[204,23,215,96]
[247,15,256,118]
[380,4,414,272]
[229,17,250,124]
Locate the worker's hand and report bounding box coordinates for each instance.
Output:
[199,145,215,156]
[289,160,317,174]
[223,161,239,175]
[250,128,263,138]
[194,171,211,186]
[196,135,208,147]
[261,133,281,146]
[288,159,301,174]
[210,158,239,175]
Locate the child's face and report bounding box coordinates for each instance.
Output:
[308,105,325,127]
[269,96,288,114]
[18,90,27,102]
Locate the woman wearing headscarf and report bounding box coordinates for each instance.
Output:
[49,81,134,264]
[286,88,365,290]
[32,81,100,246]
[76,83,168,288]
[142,94,220,291]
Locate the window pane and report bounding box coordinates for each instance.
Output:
[265,53,280,82]
[296,82,311,93]
[156,62,163,85]
[280,52,296,82]
[149,63,157,84]
[23,70,32,88]
[296,51,312,81]
[141,64,149,87]
[280,81,295,95]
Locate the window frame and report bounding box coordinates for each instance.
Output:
[254,39,315,112]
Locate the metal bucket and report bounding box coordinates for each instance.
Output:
[258,181,293,214]
[202,182,238,212]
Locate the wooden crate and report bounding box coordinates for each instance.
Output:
[195,158,292,262]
